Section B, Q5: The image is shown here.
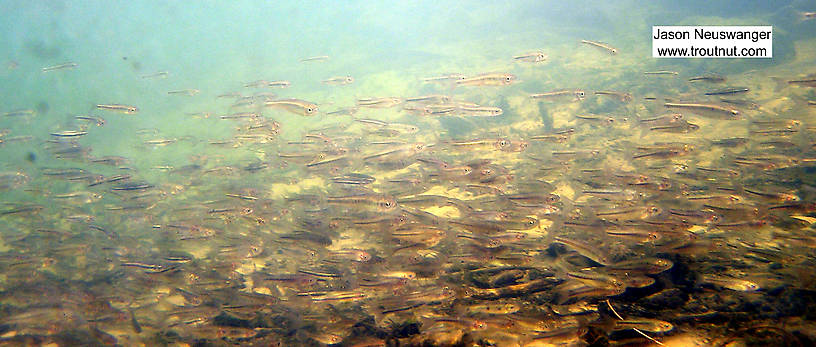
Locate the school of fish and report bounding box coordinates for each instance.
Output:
[2,21,816,347]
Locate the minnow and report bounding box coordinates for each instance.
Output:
[167,89,200,96]
[50,130,88,137]
[141,71,169,79]
[357,97,402,108]
[643,70,678,75]
[3,109,35,117]
[649,122,699,133]
[700,274,760,292]
[513,51,547,63]
[265,99,318,116]
[266,80,291,88]
[41,62,78,72]
[405,94,451,104]
[689,73,726,83]
[530,89,585,100]
[594,90,632,102]
[300,55,329,62]
[74,115,106,126]
[664,102,740,119]
[553,236,611,265]
[704,86,749,95]
[96,104,139,114]
[422,73,466,82]
[322,76,354,85]
[458,105,503,117]
[580,40,618,55]
[744,188,799,202]
[711,137,748,147]
[327,107,358,116]
[611,319,674,333]
[143,138,177,146]
[456,73,516,86]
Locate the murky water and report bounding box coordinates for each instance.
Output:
[1,1,816,346]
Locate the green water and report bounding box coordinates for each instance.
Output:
[1,1,816,346]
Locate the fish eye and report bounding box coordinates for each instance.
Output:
[505,76,512,82]
[499,140,508,146]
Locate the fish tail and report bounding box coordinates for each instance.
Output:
[771,77,787,93]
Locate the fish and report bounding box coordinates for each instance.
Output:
[404,94,451,104]
[530,89,585,101]
[3,109,35,117]
[456,73,517,86]
[704,86,749,95]
[611,318,674,333]
[643,70,678,75]
[356,97,402,108]
[264,99,319,116]
[300,55,329,62]
[444,138,526,152]
[553,236,611,265]
[266,80,292,88]
[649,121,699,133]
[41,62,78,72]
[711,137,749,147]
[328,107,359,116]
[594,90,632,102]
[779,75,816,88]
[50,130,88,137]
[422,73,466,82]
[700,274,760,292]
[607,258,674,274]
[513,51,547,63]
[689,73,726,83]
[664,102,740,119]
[743,188,799,202]
[74,115,106,126]
[580,39,618,55]
[327,193,398,211]
[167,89,200,96]
[575,114,625,127]
[322,76,354,85]
[141,71,169,79]
[799,11,816,21]
[457,105,503,117]
[96,104,139,114]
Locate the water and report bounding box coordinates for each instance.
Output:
[1,1,815,346]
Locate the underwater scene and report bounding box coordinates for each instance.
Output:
[2,1,816,346]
